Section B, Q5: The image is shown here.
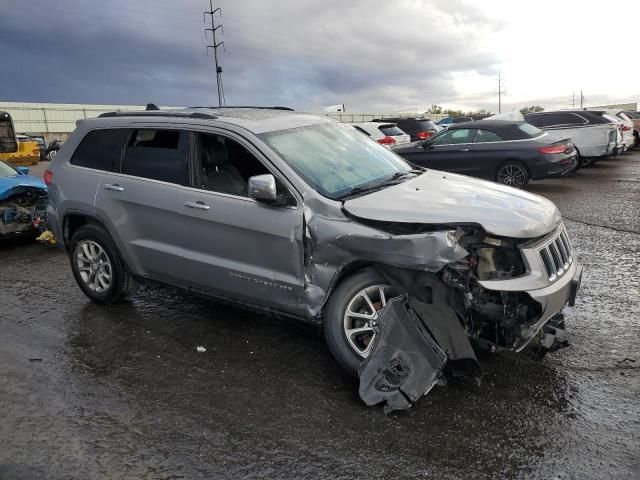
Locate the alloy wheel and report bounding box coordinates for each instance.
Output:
[76,240,112,293]
[343,284,396,358]
[497,164,527,187]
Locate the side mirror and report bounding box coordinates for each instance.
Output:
[16,166,29,175]
[248,174,277,203]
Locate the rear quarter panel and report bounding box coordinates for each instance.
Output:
[46,127,105,248]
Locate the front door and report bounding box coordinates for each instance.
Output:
[406,128,477,173]
[175,130,305,315]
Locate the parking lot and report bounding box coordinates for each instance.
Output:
[1,154,639,479]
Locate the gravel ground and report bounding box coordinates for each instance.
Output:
[1,153,639,479]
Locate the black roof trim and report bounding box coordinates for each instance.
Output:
[98,110,218,120]
[188,106,295,111]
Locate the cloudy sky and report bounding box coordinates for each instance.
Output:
[1,0,639,113]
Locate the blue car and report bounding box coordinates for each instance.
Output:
[0,160,48,237]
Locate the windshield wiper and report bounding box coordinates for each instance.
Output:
[383,169,422,182]
[337,170,422,200]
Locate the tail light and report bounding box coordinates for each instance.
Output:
[44,169,53,186]
[622,125,631,131]
[539,144,567,154]
[32,147,40,155]
[416,131,432,140]
[377,136,396,145]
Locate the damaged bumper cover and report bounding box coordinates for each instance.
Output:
[358,296,447,414]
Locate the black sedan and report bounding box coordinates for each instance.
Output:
[392,120,578,188]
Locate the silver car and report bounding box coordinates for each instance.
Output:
[45,107,582,388]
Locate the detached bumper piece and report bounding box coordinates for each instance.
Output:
[358,296,447,414]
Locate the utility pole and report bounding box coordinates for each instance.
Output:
[204,1,225,107]
[572,92,575,109]
[580,90,584,109]
[497,74,506,114]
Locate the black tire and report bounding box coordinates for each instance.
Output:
[69,224,135,304]
[496,161,530,188]
[323,268,400,376]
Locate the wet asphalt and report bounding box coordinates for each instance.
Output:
[1,154,639,480]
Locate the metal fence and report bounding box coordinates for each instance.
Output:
[0,101,450,140]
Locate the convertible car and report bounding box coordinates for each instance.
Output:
[393,120,578,188]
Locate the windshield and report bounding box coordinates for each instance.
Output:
[259,122,413,199]
[0,161,18,177]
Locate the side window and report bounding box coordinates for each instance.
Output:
[71,129,129,171]
[431,128,475,145]
[121,129,189,186]
[474,129,504,143]
[196,133,271,197]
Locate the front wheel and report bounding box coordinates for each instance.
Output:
[47,150,57,160]
[323,268,402,375]
[496,161,530,188]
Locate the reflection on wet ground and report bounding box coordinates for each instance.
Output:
[1,155,639,479]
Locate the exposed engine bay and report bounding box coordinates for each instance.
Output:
[0,189,48,237]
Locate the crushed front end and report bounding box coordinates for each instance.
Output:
[354,221,582,413]
[0,188,48,237]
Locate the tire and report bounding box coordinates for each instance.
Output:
[323,268,402,375]
[496,161,530,188]
[47,150,57,161]
[69,224,136,304]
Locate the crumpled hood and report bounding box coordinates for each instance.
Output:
[0,174,47,202]
[343,170,561,238]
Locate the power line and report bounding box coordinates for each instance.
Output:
[204,1,225,107]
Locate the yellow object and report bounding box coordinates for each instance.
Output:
[36,230,56,245]
[0,139,40,166]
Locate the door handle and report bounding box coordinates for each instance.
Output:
[184,201,211,210]
[458,148,470,152]
[104,184,124,192]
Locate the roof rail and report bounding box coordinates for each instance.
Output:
[98,110,218,120]
[188,106,295,111]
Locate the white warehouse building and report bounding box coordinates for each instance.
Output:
[0,101,156,141]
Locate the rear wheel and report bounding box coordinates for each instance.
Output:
[496,161,529,188]
[323,268,402,375]
[69,224,136,304]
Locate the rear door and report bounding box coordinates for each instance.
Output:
[95,127,197,287]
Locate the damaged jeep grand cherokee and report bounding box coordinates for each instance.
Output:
[46,108,582,412]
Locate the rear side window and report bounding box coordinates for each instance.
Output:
[122,129,189,186]
[474,130,503,143]
[526,113,587,128]
[71,129,129,171]
[518,123,544,137]
[379,125,405,136]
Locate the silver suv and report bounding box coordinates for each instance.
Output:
[45,107,582,377]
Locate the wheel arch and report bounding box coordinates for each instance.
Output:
[63,212,135,275]
[317,260,380,322]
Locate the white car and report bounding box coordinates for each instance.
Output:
[606,110,636,151]
[351,122,411,147]
[523,111,618,167]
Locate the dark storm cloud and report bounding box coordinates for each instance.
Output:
[0,0,504,110]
